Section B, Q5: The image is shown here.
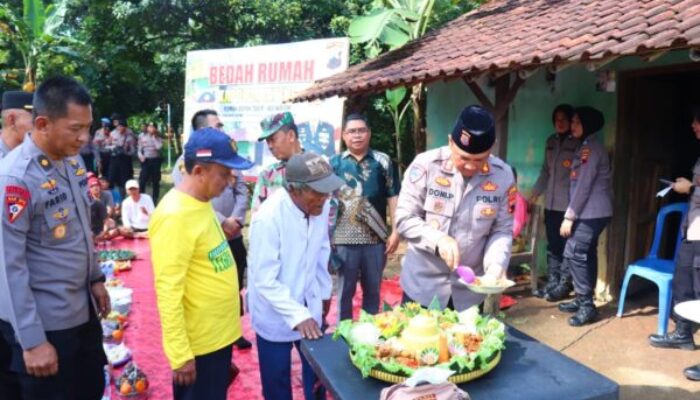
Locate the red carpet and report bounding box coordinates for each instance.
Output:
[107,238,405,399]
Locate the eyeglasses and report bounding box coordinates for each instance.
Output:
[344,127,369,136]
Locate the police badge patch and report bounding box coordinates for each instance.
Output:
[409,166,425,183]
[5,186,30,223]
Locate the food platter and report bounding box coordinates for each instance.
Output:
[460,276,516,294]
[333,302,505,383]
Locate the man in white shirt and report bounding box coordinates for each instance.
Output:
[119,179,154,238]
[248,152,343,400]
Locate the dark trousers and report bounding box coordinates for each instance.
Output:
[0,313,106,400]
[227,236,247,316]
[80,154,96,173]
[565,218,610,297]
[256,334,325,400]
[99,152,111,177]
[172,344,233,400]
[672,240,700,323]
[544,210,567,279]
[0,333,20,400]
[138,157,162,201]
[108,154,133,197]
[336,243,386,320]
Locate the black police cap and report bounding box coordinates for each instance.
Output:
[450,105,495,154]
[1,91,33,112]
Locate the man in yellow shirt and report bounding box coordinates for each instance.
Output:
[149,127,253,400]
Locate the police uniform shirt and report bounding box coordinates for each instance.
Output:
[0,134,102,350]
[531,133,579,211]
[0,138,11,159]
[396,146,515,310]
[684,157,700,240]
[138,133,163,159]
[564,134,613,220]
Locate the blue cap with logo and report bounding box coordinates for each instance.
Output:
[185,127,254,170]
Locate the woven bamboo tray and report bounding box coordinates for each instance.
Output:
[351,350,501,384]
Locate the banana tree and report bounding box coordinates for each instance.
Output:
[348,0,437,164]
[0,0,71,91]
[385,86,411,177]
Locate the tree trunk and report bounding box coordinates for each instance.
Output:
[411,83,427,154]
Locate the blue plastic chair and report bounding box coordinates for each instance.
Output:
[616,202,689,335]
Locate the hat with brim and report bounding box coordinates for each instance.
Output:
[286,152,344,194]
[259,111,295,141]
[185,127,254,170]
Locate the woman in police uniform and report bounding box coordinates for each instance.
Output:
[648,107,700,381]
[558,107,612,326]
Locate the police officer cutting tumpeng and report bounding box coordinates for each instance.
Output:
[396,105,515,311]
[0,76,110,400]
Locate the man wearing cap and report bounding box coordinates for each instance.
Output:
[118,179,154,239]
[171,109,221,186]
[251,111,303,214]
[0,76,109,399]
[150,127,253,400]
[248,152,343,400]
[396,105,515,311]
[0,91,34,159]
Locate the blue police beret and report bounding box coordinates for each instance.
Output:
[450,105,495,154]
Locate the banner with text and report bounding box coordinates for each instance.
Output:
[184,38,349,178]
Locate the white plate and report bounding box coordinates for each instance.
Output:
[674,300,700,324]
[459,278,515,294]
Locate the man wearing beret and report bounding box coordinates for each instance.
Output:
[0,91,34,159]
[251,111,303,214]
[396,105,515,311]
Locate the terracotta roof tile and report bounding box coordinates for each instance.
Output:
[291,0,700,102]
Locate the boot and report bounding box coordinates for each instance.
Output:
[535,270,560,298]
[568,295,598,326]
[545,281,573,302]
[684,364,700,381]
[648,320,696,350]
[558,297,580,313]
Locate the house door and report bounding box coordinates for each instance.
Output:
[615,65,700,276]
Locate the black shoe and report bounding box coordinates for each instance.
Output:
[648,321,696,350]
[568,296,598,326]
[684,364,700,381]
[558,297,580,313]
[535,274,561,298]
[545,282,573,302]
[234,336,252,350]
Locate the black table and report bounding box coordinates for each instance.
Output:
[301,326,619,400]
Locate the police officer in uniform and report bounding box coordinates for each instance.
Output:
[529,104,579,299]
[0,91,33,400]
[0,76,110,399]
[0,91,34,158]
[396,105,515,311]
[648,107,700,381]
[557,106,612,326]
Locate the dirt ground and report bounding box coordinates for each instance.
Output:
[384,243,699,400]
